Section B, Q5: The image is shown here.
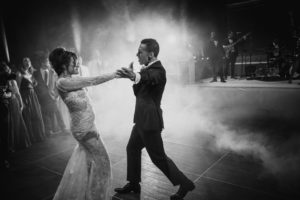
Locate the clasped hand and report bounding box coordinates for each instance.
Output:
[116,62,136,81]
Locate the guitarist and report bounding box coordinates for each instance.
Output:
[267,38,284,77]
[289,37,300,83]
[223,31,239,79]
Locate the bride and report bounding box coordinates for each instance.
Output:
[49,48,119,200]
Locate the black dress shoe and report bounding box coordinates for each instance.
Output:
[114,182,141,194]
[170,180,195,200]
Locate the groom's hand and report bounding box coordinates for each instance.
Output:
[129,61,134,70]
[116,68,136,81]
[121,67,136,81]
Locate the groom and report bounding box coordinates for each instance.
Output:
[115,38,195,200]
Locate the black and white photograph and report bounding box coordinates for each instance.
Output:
[1,0,300,199]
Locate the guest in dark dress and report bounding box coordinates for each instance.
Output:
[19,57,46,142]
[0,61,15,168]
[32,52,66,136]
[2,63,31,151]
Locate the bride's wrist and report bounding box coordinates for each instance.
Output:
[113,72,117,79]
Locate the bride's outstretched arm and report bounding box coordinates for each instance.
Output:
[56,72,117,92]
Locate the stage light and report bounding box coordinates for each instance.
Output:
[71,7,81,53]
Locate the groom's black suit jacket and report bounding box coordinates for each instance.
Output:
[133,61,166,131]
[128,61,186,185]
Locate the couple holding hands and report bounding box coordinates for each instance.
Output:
[50,38,195,200]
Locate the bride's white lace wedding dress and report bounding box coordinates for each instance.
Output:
[53,75,114,200]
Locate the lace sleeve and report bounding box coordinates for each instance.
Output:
[56,73,116,92]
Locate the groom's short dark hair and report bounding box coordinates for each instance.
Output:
[141,38,159,57]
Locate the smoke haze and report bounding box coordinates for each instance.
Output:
[64,1,300,184]
[6,0,297,186]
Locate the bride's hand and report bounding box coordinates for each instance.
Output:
[115,70,126,78]
[114,71,120,78]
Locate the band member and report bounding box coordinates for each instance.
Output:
[223,31,238,79]
[271,38,281,58]
[289,37,300,83]
[207,31,225,82]
[267,38,284,77]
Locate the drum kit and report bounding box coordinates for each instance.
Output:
[258,36,300,79]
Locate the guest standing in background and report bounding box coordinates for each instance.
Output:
[78,56,90,77]
[1,62,31,151]
[20,57,46,142]
[0,61,15,169]
[48,58,69,133]
[32,53,66,136]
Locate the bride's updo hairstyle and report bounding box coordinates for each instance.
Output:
[49,47,77,76]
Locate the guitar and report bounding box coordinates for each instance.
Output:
[223,32,251,58]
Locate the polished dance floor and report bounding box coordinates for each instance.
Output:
[3,78,300,200]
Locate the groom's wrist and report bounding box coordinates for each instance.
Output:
[133,73,141,84]
[130,73,136,81]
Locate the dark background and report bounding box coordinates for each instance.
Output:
[1,0,299,64]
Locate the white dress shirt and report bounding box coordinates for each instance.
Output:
[134,60,160,84]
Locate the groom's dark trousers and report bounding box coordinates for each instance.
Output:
[126,61,188,186]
